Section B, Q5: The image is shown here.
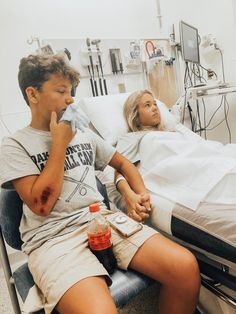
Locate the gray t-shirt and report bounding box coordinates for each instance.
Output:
[0,126,116,254]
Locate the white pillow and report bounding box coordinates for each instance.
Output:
[78,93,177,146]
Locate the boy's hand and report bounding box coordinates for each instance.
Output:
[140,192,151,213]
[50,111,74,147]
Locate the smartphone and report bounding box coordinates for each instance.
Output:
[106,212,143,237]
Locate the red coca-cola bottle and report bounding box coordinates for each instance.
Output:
[88,203,117,274]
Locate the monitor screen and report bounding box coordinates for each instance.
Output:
[180,21,200,64]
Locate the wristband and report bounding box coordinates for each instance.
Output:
[115,175,126,187]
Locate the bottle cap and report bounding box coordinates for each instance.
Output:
[89,203,100,212]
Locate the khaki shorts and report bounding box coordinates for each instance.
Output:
[28,216,157,314]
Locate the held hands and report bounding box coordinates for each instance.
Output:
[125,190,152,222]
[50,112,74,147]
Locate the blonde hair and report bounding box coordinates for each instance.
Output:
[123,90,165,132]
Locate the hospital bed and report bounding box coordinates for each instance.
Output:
[78,92,236,314]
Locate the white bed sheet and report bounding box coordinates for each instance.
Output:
[116,124,236,211]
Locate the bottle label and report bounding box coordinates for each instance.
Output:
[88,229,112,250]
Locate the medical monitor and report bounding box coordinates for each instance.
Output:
[180,20,200,64]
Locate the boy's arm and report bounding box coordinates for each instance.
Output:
[109,151,151,222]
[12,112,73,217]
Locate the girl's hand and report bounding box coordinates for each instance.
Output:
[140,191,151,213]
[125,190,151,222]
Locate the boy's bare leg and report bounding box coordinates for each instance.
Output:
[129,234,201,314]
[56,276,118,314]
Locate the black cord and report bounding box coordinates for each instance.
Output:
[191,64,207,84]
[184,62,188,88]
[181,89,188,124]
[190,63,195,85]
[196,100,202,136]
[183,50,231,143]
[199,98,230,138]
[198,64,218,80]
[182,62,189,124]
[187,102,194,131]
[201,98,207,139]
[205,107,229,131]
[187,63,193,86]
[206,97,224,128]
[195,96,223,132]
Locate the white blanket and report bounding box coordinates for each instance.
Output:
[116,128,236,211]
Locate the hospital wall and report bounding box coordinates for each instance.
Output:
[1,0,236,143]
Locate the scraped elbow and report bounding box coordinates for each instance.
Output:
[30,203,52,217]
[31,186,55,216]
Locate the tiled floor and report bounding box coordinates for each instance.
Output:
[119,284,160,313]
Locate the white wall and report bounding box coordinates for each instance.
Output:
[0,0,159,112]
[1,0,236,142]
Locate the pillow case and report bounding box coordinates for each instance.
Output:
[78,93,129,145]
[78,92,177,146]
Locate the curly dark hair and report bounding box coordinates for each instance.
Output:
[18,54,80,105]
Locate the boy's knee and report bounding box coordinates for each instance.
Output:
[167,249,200,286]
[178,251,201,290]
